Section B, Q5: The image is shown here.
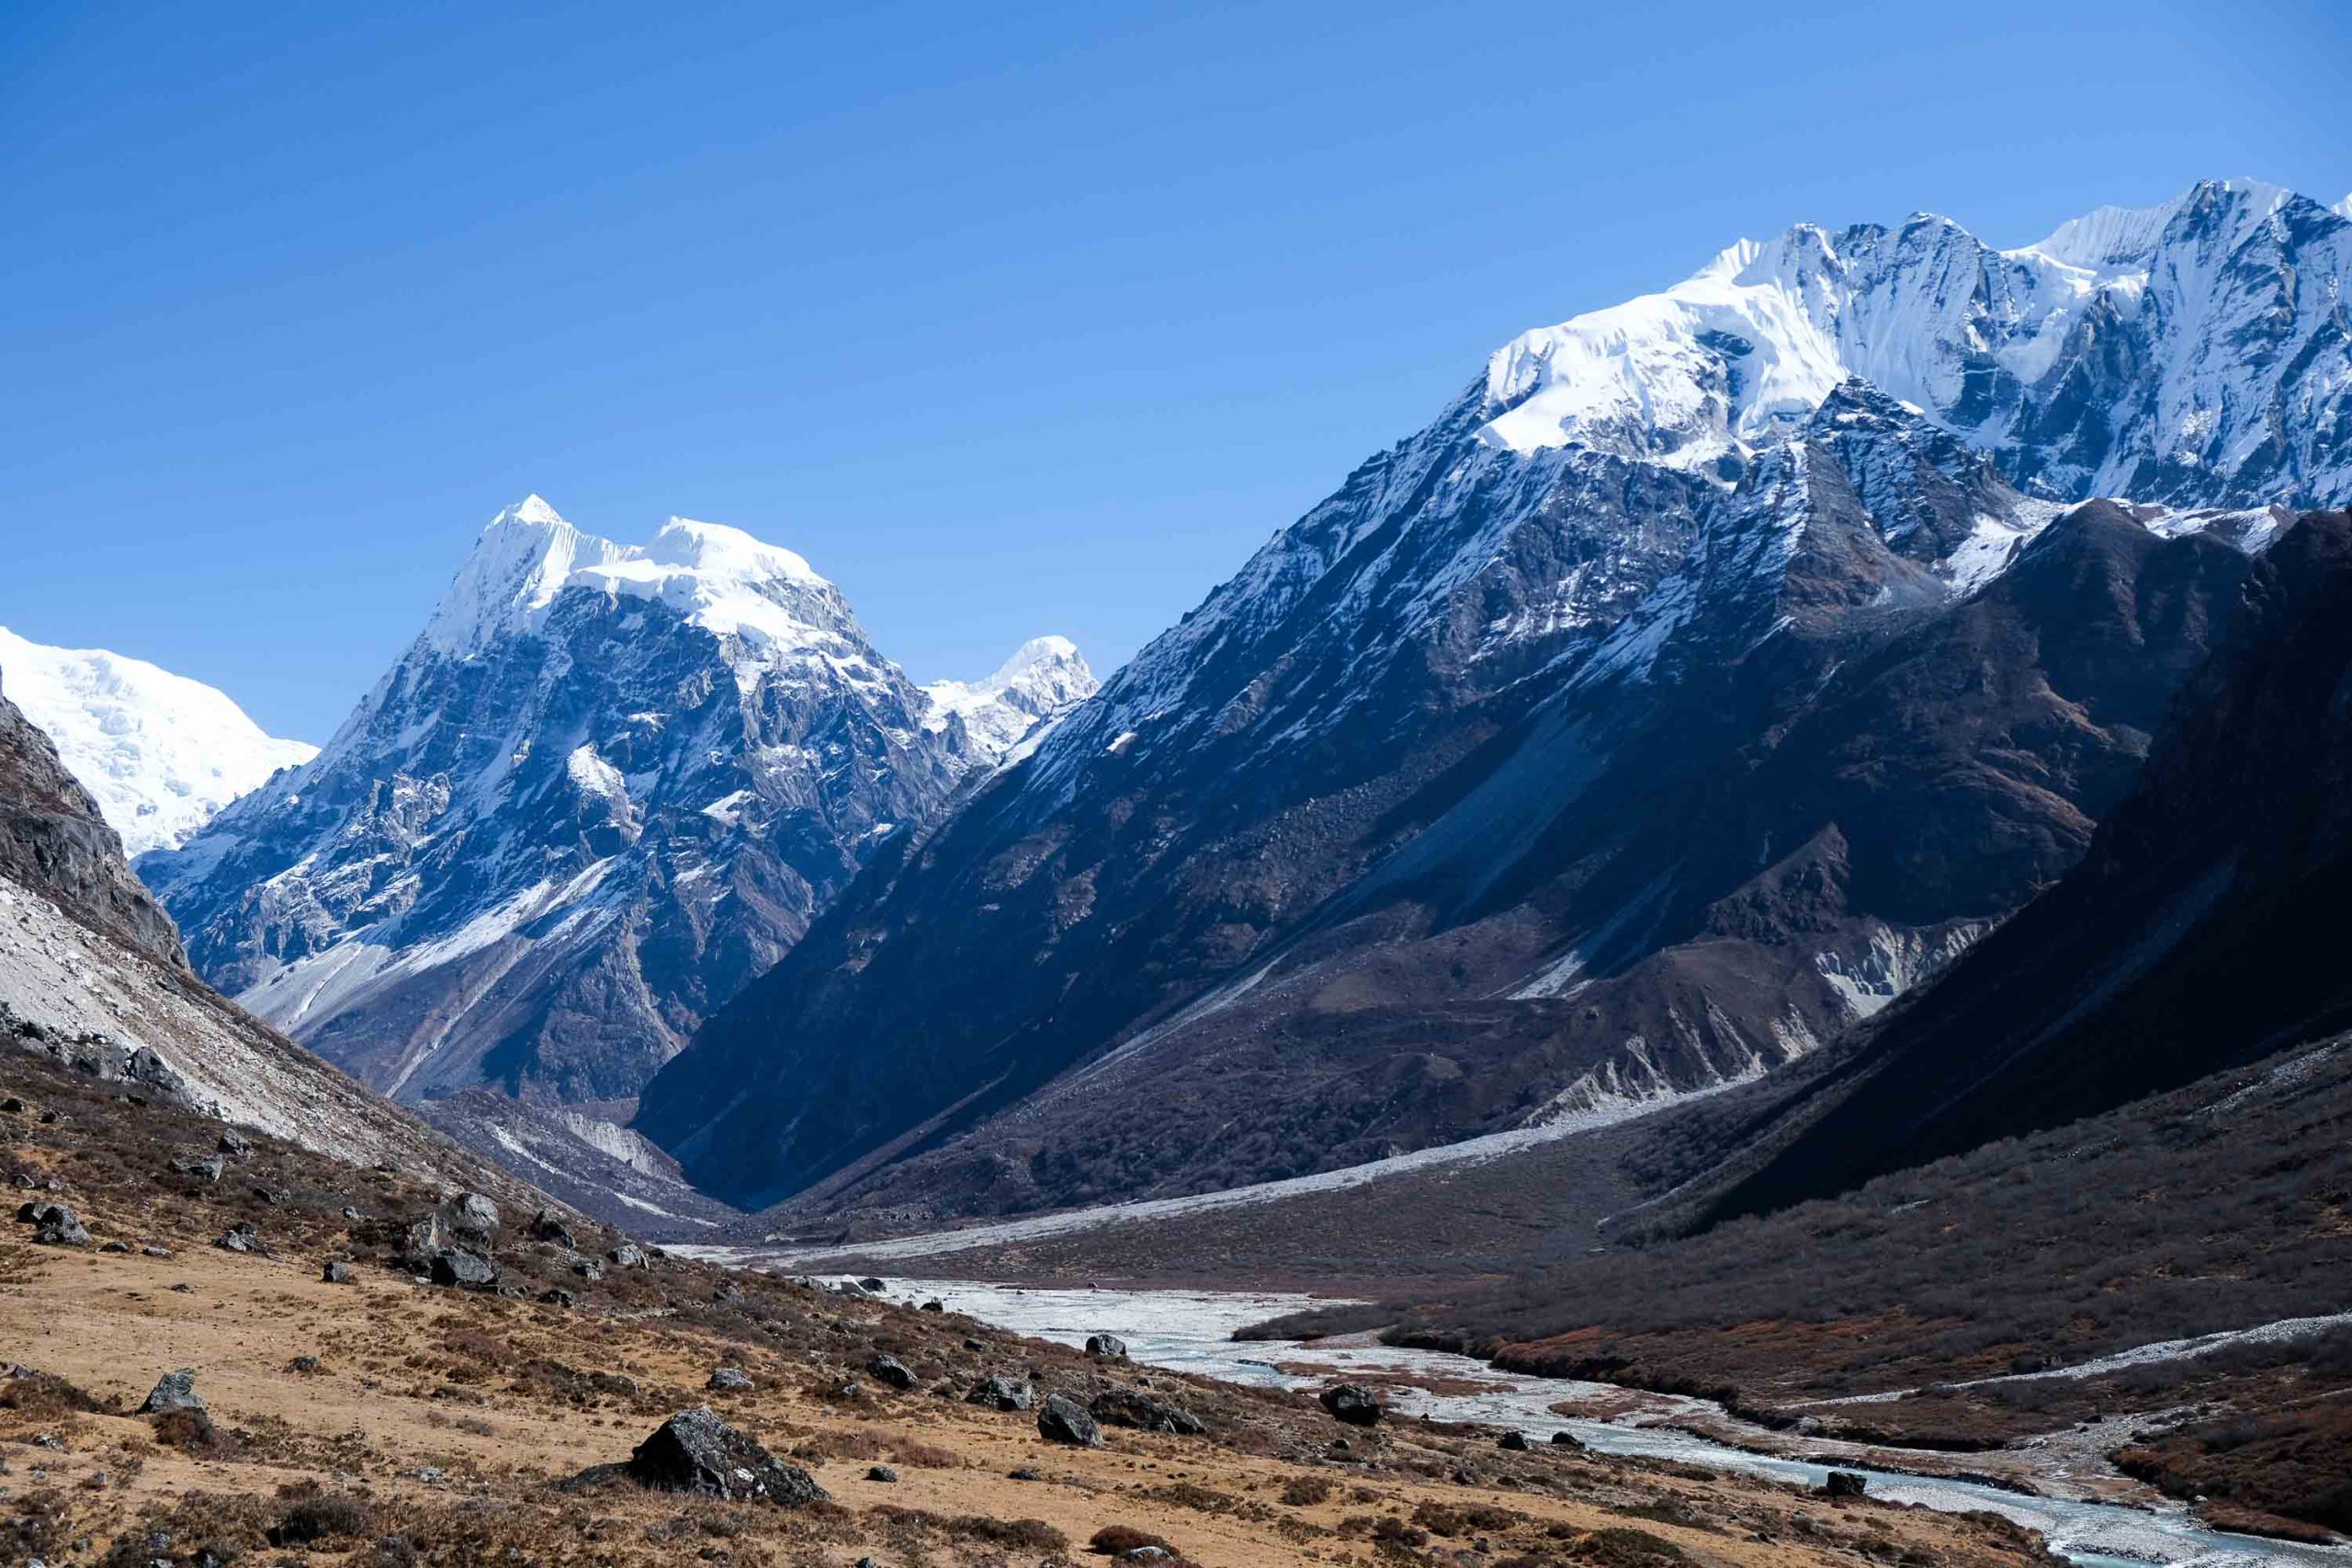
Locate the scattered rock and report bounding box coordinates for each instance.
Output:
[1085,1333,1129,1359]
[572,1256,605,1280]
[342,1204,364,1221]
[865,1464,899,1483]
[540,1287,577,1308]
[1823,1470,1868,1499]
[17,1199,90,1245]
[1038,1392,1102,1447]
[288,1356,322,1375]
[139,1369,204,1414]
[140,1245,173,1259]
[0,1096,21,1112]
[99,1238,131,1253]
[169,1156,224,1183]
[445,1191,500,1247]
[429,1249,497,1290]
[529,1206,573,1247]
[322,1259,354,1283]
[866,1352,915,1390]
[1319,1383,1383,1427]
[218,1129,252,1158]
[1009,1466,1043,1480]
[213,1222,263,1254]
[714,1280,745,1305]
[1091,1388,1206,1435]
[920,1299,944,1312]
[609,1242,648,1269]
[707,1367,755,1392]
[966,1374,1035,1411]
[615,1406,829,1504]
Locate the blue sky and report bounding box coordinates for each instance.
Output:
[6,1,2348,739]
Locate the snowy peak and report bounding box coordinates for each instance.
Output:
[418,497,866,677]
[568,516,849,656]
[1474,178,2352,507]
[421,495,632,658]
[0,627,315,857]
[923,635,1098,762]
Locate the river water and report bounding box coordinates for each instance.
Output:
[770,1272,2348,1568]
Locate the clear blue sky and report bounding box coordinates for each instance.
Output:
[6,1,2348,739]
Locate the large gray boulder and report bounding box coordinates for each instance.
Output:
[1038,1392,1102,1447]
[622,1406,829,1504]
[139,1368,205,1414]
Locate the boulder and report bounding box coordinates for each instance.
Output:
[1085,1333,1129,1359]
[610,1242,648,1269]
[707,1367,755,1392]
[1822,1470,1868,1499]
[21,1201,90,1247]
[139,1369,204,1414]
[218,1129,253,1157]
[620,1406,829,1504]
[1318,1383,1383,1427]
[1091,1388,1205,1435]
[1550,1430,1585,1450]
[866,1352,915,1390]
[966,1374,1035,1412]
[169,1156,225,1183]
[865,1464,899,1483]
[429,1249,497,1289]
[540,1287,578,1308]
[214,1222,263,1254]
[322,1259,354,1283]
[399,1214,448,1271]
[530,1206,574,1247]
[1498,1430,1530,1451]
[445,1191,501,1247]
[1038,1392,1102,1447]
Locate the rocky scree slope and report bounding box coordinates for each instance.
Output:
[643,179,2352,1221]
[1707,506,2352,1222]
[0,676,537,1190]
[146,499,1077,1150]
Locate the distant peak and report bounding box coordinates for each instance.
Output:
[922,636,1099,758]
[507,493,566,526]
[991,635,1085,683]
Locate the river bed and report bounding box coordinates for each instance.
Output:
[709,1265,2349,1568]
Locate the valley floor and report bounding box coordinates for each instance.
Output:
[1,1047,2062,1567]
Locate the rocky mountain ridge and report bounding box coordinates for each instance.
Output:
[640,180,2349,1221]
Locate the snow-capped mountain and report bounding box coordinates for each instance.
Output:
[145,497,1073,1145]
[0,626,315,856]
[1481,176,2352,505]
[922,636,1098,764]
[641,179,2348,1220]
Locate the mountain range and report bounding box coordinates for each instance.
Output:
[136,496,1092,1197]
[636,176,2352,1223]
